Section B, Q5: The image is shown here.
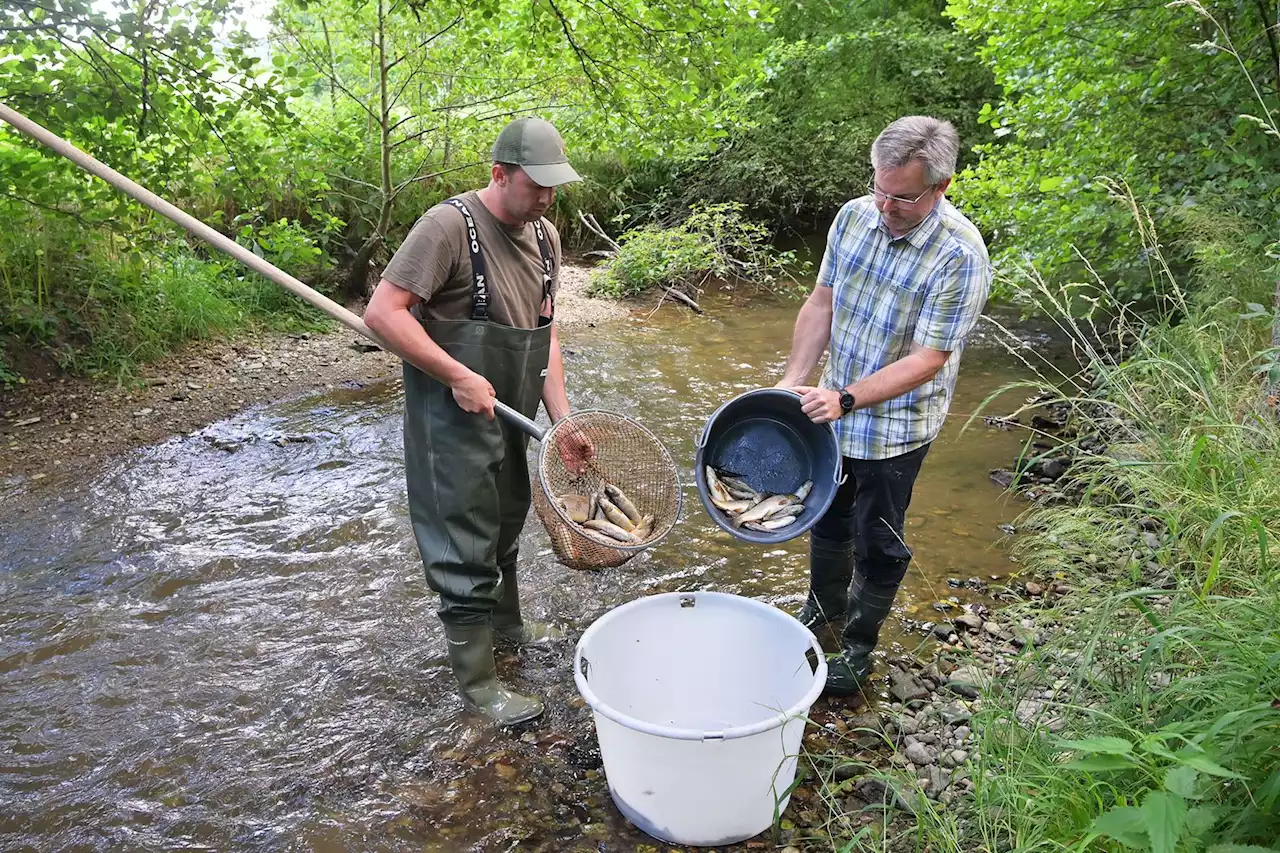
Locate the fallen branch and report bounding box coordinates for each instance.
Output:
[665,286,703,314]
[577,210,621,255]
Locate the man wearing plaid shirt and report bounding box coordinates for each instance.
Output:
[776,116,991,697]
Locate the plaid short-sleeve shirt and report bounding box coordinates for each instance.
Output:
[818,195,990,460]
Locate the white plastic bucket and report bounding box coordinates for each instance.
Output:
[573,591,827,847]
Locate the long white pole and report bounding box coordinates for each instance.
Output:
[0,102,538,433]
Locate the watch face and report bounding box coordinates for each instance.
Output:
[840,392,854,412]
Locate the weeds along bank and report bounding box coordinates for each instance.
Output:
[869,211,1280,852]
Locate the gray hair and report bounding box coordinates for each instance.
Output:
[870,116,959,186]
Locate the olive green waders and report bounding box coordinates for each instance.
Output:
[403,198,559,726]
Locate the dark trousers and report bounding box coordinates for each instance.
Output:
[813,443,930,586]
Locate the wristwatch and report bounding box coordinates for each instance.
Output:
[839,389,856,415]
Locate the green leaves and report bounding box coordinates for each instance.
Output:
[1164,765,1200,799]
[947,0,1280,291]
[1093,806,1149,848]
[1143,790,1188,853]
[1090,791,1220,853]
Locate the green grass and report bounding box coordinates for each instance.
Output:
[1,212,333,385]
[891,211,1280,852]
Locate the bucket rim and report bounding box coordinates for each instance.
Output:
[572,591,828,741]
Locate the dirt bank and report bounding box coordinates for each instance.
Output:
[0,264,628,488]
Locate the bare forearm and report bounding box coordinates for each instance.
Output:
[780,296,832,386]
[542,326,572,422]
[846,349,945,409]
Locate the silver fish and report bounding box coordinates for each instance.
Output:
[583,518,638,543]
[733,494,794,528]
[598,496,636,531]
[745,515,798,532]
[719,474,759,501]
[705,466,734,504]
[793,480,813,502]
[711,497,753,514]
[764,503,804,520]
[604,484,643,525]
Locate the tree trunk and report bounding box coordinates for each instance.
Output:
[322,18,337,115]
[343,0,395,301]
[345,233,381,300]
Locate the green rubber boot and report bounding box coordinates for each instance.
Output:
[796,535,855,633]
[492,564,565,646]
[442,620,544,725]
[823,571,899,697]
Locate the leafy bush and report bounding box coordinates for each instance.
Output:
[947,0,1280,296]
[586,203,810,298]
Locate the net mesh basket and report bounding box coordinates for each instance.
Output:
[530,410,681,571]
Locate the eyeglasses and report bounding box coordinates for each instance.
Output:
[866,180,936,206]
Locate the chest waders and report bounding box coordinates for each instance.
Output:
[402,198,557,725]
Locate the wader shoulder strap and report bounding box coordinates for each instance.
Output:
[443,197,490,322]
[533,218,555,323]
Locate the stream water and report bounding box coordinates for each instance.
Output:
[0,288,1053,851]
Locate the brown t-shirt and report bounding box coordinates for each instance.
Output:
[381,190,561,330]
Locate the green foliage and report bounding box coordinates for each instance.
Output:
[677,12,997,227]
[586,203,809,298]
[903,213,1280,851]
[579,5,998,233]
[946,0,1280,295]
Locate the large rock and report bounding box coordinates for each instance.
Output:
[940,702,972,726]
[905,742,935,766]
[946,666,987,695]
[955,613,984,632]
[889,669,930,704]
[924,766,951,798]
[856,778,919,815]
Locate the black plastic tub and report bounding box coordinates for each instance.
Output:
[694,388,843,544]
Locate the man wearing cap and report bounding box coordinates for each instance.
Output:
[364,117,589,726]
[775,116,991,698]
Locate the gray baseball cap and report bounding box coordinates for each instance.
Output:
[491,117,582,187]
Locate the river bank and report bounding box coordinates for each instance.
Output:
[0,264,627,487]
